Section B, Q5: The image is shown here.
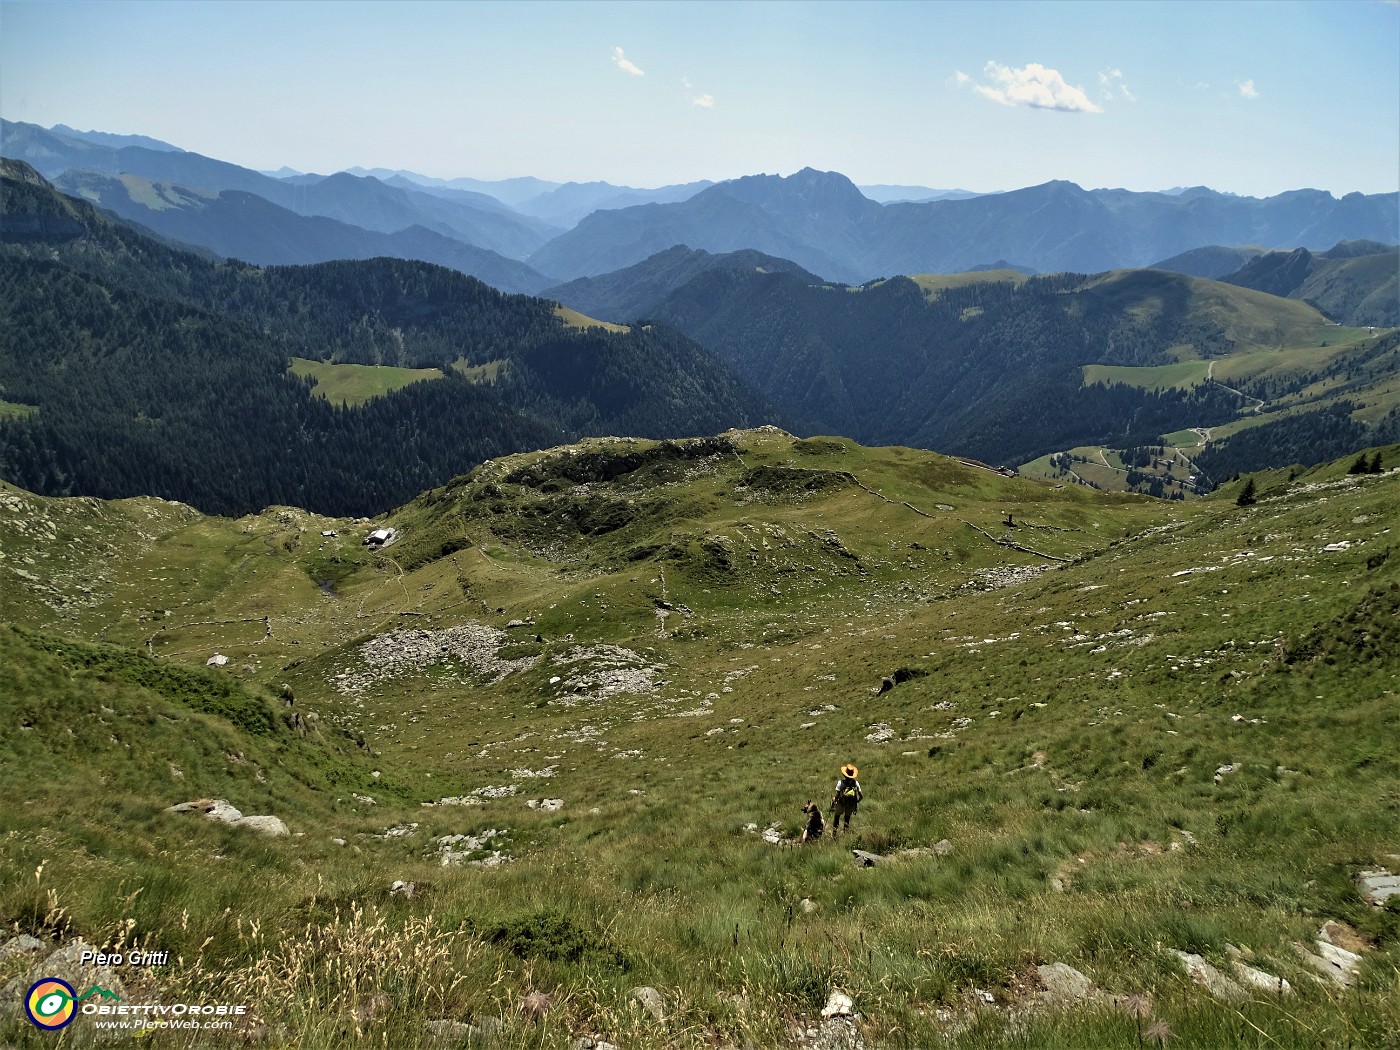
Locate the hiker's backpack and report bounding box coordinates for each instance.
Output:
[839,781,859,802]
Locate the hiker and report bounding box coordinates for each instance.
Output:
[830,763,863,835]
[800,800,825,843]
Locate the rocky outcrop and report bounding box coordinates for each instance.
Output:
[630,985,666,1021]
[1294,921,1370,989]
[1171,951,1247,1002]
[1359,867,1398,907]
[165,799,289,835]
[334,623,539,695]
[233,815,289,836]
[0,938,128,1022]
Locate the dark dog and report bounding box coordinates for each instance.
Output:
[800,800,825,843]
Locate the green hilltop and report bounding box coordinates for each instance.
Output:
[2,430,1397,1048]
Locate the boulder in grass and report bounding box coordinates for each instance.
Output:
[166,799,288,835]
[0,940,127,1022]
[630,985,666,1021]
[233,815,289,836]
[0,935,47,966]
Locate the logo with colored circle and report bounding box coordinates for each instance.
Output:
[25,977,77,1030]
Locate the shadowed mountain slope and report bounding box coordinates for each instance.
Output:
[0,161,775,516]
[545,245,825,323]
[638,263,1381,467]
[1219,242,1400,327]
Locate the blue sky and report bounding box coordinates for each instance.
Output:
[2,0,1397,196]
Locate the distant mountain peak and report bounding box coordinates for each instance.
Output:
[716,167,872,214]
[48,123,185,153]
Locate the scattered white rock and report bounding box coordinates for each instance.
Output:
[335,623,539,695]
[549,644,666,702]
[821,989,853,1018]
[630,985,666,1021]
[1230,960,1292,994]
[435,829,508,867]
[865,723,894,743]
[1172,950,1246,1002]
[1296,924,1367,988]
[1359,868,1399,906]
[434,784,519,806]
[510,766,557,779]
[206,654,230,666]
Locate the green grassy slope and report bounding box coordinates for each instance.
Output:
[1,434,1397,1048]
[1076,269,1342,357]
[289,357,445,407]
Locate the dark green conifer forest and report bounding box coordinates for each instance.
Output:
[0,163,773,516]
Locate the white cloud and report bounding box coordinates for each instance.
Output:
[953,70,971,86]
[682,77,714,109]
[611,46,644,77]
[1099,68,1136,102]
[1238,79,1259,99]
[973,61,1103,113]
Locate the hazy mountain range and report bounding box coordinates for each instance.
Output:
[4,119,1395,296]
[49,169,555,294]
[528,168,1398,283]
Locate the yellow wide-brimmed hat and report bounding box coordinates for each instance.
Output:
[841,763,858,779]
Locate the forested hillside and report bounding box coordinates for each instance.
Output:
[0,161,774,516]
[640,267,1318,465]
[545,245,825,323]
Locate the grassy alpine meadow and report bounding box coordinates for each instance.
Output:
[1,431,1398,1048]
[288,357,445,407]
